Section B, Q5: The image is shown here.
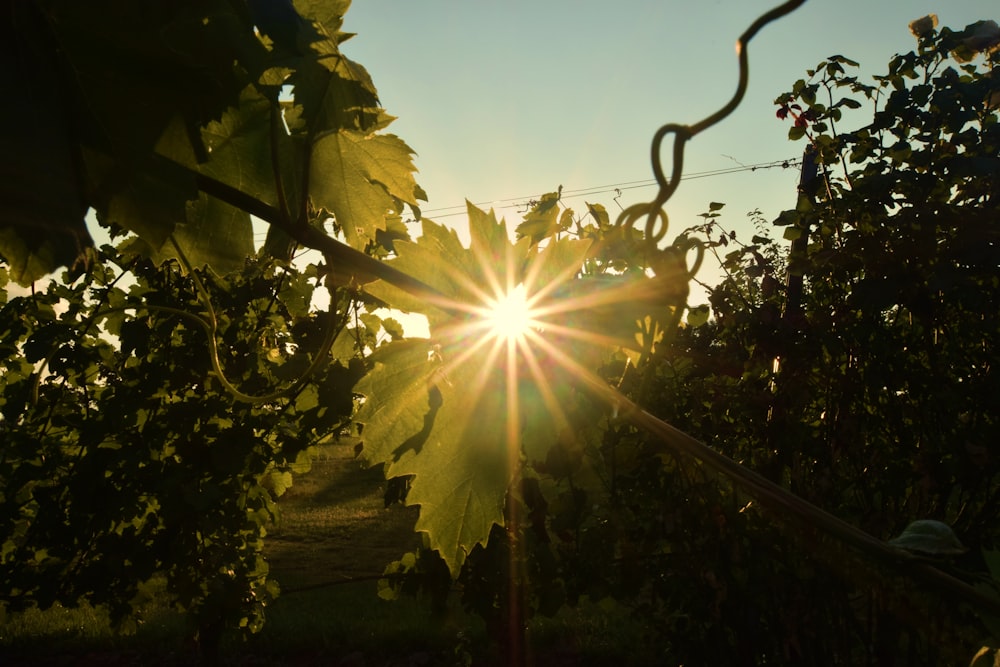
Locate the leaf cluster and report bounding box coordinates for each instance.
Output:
[611,22,1000,665]
[369,21,1000,665]
[0,246,368,649]
[0,0,424,283]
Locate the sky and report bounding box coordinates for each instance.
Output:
[336,0,997,276]
[13,1,996,316]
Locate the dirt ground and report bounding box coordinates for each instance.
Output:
[265,440,421,591]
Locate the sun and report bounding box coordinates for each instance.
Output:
[481,283,539,343]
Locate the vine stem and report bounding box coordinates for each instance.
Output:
[142,0,1000,618]
[168,237,345,404]
[180,155,1000,614]
[154,153,454,314]
[570,360,1000,618]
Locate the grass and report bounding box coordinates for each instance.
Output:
[0,440,655,665]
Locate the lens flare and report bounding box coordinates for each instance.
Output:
[482,283,538,343]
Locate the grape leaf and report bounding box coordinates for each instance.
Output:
[0,0,418,280]
[293,0,352,39]
[0,7,94,284]
[355,204,596,574]
[515,191,561,244]
[200,87,297,215]
[282,18,425,251]
[310,129,422,249]
[118,192,254,275]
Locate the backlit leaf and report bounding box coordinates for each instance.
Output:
[310,130,421,249]
[356,205,597,573]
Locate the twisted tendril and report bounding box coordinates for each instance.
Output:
[617,0,808,261]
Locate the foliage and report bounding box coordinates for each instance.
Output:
[0,245,386,651]
[0,0,424,651]
[366,196,700,658]
[0,0,423,284]
[374,18,1000,666]
[4,2,1000,665]
[622,20,1000,664]
[355,203,612,574]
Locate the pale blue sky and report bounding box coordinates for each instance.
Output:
[340,0,996,259]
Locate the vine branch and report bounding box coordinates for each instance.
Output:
[175,157,1000,619]
[147,0,1000,619]
[169,237,346,404]
[161,154,456,314]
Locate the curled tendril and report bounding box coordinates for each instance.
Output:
[616,0,808,261]
[170,238,345,405]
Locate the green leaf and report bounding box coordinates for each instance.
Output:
[355,339,439,464]
[201,86,301,216]
[310,130,421,249]
[382,317,404,340]
[363,213,476,326]
[829,54,860,67]
[515,191,562,244]
[788,124,808,141]
[120,192,254,275]
[295,383,320,413]
[356,205,599,574]
[278,271,316,319]
[0,222,93,286]
[783,226,803,241]
[97,150,198,253]
[773,210,800,226]
[289,43,383,136]
[558,207,575,233]
[331,325,362,360]
[293,0,352,38]
[686,304,711,327]
[375,216,413,255]
[359,312,382,334]
[586,202,610,229]
[0,56,94,284]
[47,2,251,162]
[263,470,294,497]
[175,195,254,273]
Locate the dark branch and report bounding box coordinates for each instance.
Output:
[157,153,458,313]
[170,134,1000,617]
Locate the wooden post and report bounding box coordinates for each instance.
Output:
[783,144,817,321]
[765,145,818,483]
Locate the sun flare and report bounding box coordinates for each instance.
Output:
[482,283,538,343]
